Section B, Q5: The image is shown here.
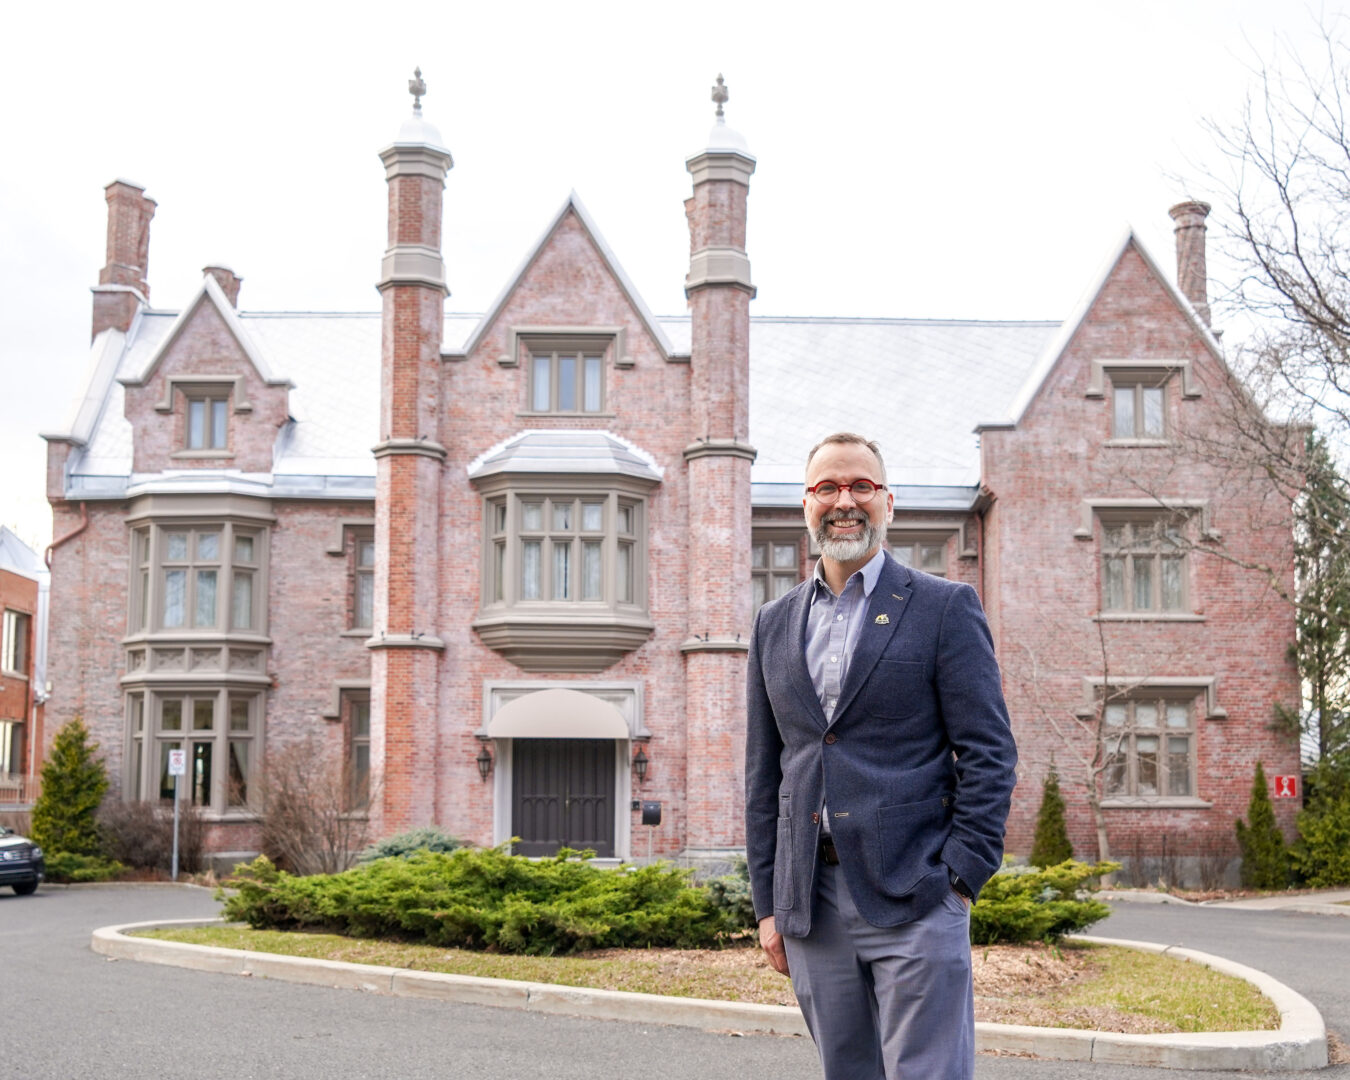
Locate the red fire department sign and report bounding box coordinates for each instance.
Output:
[1272,775,1299,799]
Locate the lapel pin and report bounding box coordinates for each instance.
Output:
[874,613,890,625]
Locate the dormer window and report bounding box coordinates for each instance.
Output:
[186,393,229,451]
[530,347,605,413]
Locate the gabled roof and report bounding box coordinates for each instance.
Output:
[981,228,1224,431]
[456,192,678,361]
[118,273,295,392]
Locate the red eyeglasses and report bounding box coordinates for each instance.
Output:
[805,480,887,503]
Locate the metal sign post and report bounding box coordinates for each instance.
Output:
[168,748,186,881]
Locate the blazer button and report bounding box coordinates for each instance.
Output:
[824,733,837,744]
[811,812,820,823]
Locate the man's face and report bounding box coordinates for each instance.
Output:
[803,441,894,565]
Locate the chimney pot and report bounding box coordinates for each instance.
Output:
[1169,200,1211,327]
[203,265,243,308]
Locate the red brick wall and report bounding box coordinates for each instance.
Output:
[0,568,39,771]
[982,243,1300,864]
[430,210,698,855]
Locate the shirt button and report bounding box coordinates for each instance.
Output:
[824,733,837,744]
[836,614,843,621]
[830,655,838,663]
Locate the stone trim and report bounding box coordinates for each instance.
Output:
[366,633,446,652]
[124,492,275,525]
[1085,358,1199,399]
[1074,675,1228,722]
[682,439,757,463]
[1099,796,1214,809]
[1072,498,1219,542]
[377,244,447,293]
[686,247,754,293]
[471,612,654,672]
[685,149,757,187]
[378,143,453,182]
[325,518,376,555]
[320,678,372,720]
[153,374,253,414]
[679,635,750,654]
[496,326,629,369]
[1093,613,1207,623]
[371,437,448,462]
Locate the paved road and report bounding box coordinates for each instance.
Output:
[3,885,1348,1079]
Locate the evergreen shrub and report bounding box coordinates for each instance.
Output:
[1294,759,1350,887]
[704,856,757,931]
[1235,762,1291,889]
[30,718,109,858]
[1029,766,1074,868]
[222,845,733,954]
[357,826,465,863]
[44,851,123,883]
[968,860,1116,945]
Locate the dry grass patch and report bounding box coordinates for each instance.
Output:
[139,928,1278,1033]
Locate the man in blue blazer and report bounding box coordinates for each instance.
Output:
[745,432,1017,1080]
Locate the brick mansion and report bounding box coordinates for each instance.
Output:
[39,75,1301,878]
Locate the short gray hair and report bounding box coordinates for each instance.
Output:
[805,432,887,484]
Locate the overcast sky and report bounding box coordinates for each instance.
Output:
[1,0,1340,552]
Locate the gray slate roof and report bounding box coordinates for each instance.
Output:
[57,307,1060,509]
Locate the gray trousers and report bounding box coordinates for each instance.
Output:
[783,860,974,1080]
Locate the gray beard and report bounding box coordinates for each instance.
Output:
[814,512,884,563]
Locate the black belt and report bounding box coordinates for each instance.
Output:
[819,835,840,865]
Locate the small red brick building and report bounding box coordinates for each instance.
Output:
[0,527,47,805]
[41,81,1299,880]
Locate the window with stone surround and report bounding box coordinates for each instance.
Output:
[2,609,31,675]
[1099,514,1188,614]
[1100,692,1197,801]
[486,492,643,609]
[345,690,371,811]
[891,534,951,578]
[752,537,801,609]
[129,522,265,635]
[185,392,230,451]
[469,433,659,672]
[351,530,376,631]
[1107,371,1172,442]
[126,689,259,813]
[529,347,605,414]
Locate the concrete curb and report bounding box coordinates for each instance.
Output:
[92,921,1327,1070]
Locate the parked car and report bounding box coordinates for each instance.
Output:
[0,825,44,895]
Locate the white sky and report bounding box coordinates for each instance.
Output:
[1,0,1340,552]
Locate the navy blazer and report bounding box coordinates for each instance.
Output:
[745,553,1017,937]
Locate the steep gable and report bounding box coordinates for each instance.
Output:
[119,275,294,474]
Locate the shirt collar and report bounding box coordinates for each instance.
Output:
[812,547,887,599]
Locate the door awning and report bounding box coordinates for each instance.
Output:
[487,687,629,739]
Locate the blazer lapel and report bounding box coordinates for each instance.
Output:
[786,583,829,729]
[831,556,914,722]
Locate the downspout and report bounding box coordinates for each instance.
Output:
[45,501,88,569]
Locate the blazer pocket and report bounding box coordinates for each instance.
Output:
[875,795,950,897]
[773,817,794,910]
[863,660,928,719]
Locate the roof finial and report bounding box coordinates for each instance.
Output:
[711,74,728,121]
[409,67,426,116]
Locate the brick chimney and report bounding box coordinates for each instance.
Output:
[91,180,156,340]
[1169,200,1211,327]
[203,265,243,307]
